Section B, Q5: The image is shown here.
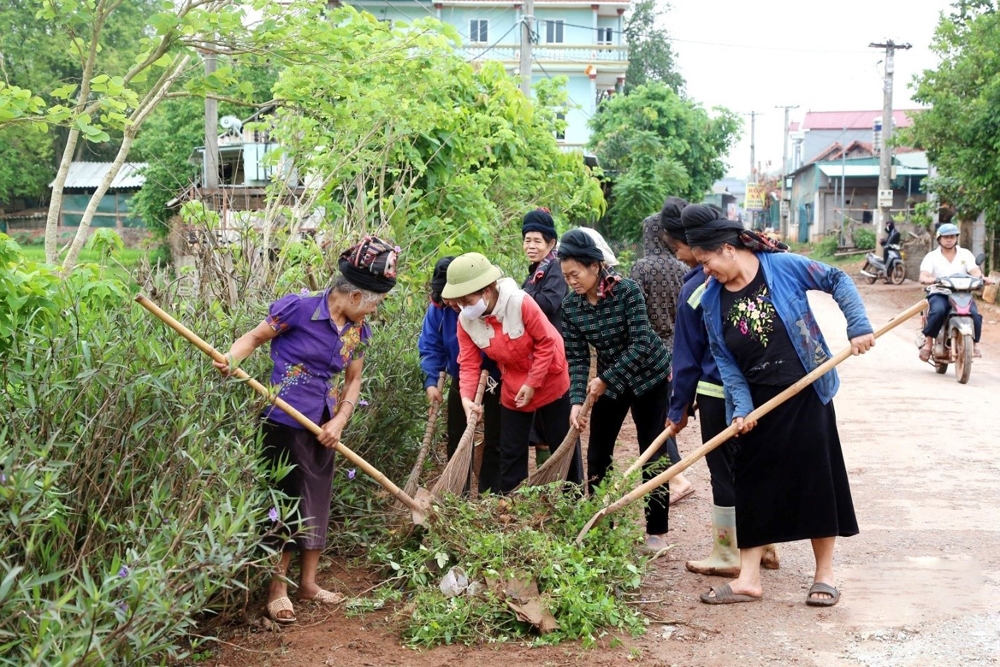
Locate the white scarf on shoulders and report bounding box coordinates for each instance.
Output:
[459,277,525,348]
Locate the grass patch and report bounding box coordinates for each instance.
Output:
[18,245,148,266]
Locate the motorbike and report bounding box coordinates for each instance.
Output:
[860,243,906,285]
[918,272,984,384]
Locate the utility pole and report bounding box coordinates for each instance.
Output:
[743,111,761,228]
[203,50,219,190]
[869,39,911,249]
[520,0,534,97]
[775,104,799,241]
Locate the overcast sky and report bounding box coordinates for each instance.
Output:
[662,0,953,179]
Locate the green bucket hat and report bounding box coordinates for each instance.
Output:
[441,252,503,299]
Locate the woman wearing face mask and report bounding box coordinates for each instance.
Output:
[442,252,583,493]
[558,228,673,554]
[520,208,566,467]
[214,236,398,625]
[418,256,501,490]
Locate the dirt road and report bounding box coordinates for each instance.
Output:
[213,279,1000,666]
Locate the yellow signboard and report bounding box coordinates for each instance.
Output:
[745,183,766,211]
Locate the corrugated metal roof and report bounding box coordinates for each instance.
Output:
[801,109,919,131]
[52,161,147,190]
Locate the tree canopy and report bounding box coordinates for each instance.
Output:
[588,83,740,240]
[623,0,684,95]
[907,0,1000,226]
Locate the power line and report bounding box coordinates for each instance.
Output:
[466,23,518,62]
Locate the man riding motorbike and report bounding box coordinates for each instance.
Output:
[918,223,991,360]
[882,218,901,265]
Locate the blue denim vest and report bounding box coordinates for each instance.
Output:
[702,252,873,422]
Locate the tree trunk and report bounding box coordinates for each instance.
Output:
[61,54,191,271]
[45,129,81,264]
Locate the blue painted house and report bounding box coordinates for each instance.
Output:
[342,0,631,150]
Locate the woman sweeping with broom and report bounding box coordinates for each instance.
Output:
[442,251,583,493]
[214,236,399,624]
[558,229,673,555]
[687,217,874,607]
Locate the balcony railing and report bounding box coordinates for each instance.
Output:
[460,43,628,64]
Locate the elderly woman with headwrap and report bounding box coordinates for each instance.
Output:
[559,228,673,554]
[520,208,566,466]
[418,256,501,482]
[214,237,398,625]
[685,217,874,607]
[443,252,583,493]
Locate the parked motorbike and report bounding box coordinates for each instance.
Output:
[860,243,906,285]
[918,272,984,384]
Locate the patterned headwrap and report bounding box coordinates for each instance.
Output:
[338,235,399,293]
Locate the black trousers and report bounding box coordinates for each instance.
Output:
[495,392,583,494]
[587,379,670,535]
[697,393,737,507]
[446,377,501,494]
[923,293,982,342]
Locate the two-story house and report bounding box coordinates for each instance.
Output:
[344,0,631,150]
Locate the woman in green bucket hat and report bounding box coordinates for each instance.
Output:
[443,252,583,493]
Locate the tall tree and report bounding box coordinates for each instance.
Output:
[907,0,1000,232]
[588,82,740,240]
[623,0,685,94]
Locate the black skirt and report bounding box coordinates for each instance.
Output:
[262,420,336,551]
[731,384,858,548]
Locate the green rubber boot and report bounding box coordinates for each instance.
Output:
[535,445,551,466]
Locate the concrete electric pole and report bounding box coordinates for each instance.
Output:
[743,111,761,228]
[203,50,219,190]
[775,104,799,241]
[520,0,535,97]
[869,39,911,248]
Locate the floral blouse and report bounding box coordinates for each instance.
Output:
[719,266,804,386]
[264,289,371,428]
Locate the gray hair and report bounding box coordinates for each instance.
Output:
[332,274,384,307]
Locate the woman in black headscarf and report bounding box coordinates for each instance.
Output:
[520,208,566,466]
[687,217,874,607]
[559,229,673,554]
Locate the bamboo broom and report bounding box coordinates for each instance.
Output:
[402,371,447,499]
[521,391,594,487]
[430,370,489,497]
[135,295,433,526]
[575,299,928,543]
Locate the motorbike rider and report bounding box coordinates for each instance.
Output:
[918,223,992,360]
[881,218,901,266]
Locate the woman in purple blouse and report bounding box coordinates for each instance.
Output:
[215,237,399,625]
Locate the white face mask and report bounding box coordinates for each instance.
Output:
[460,297,488,320]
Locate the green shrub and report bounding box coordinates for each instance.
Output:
[812,236,839,259]
[853,227,876,250]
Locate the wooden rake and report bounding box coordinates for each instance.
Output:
[429,370,489,498]
[402,371,446,499]
[575,299,928,543]
[136,295,433,526]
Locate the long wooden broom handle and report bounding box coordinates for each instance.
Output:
[135,294,425,516]
[622,423,676,477]
[576,299,928,543]
[403,371,447,494]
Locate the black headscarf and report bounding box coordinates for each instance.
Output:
[557,228,605,263]
[660,196,689,242]
[522,208,558,242]
[430,256,454,305]
[683,205,788,253]
[338,236,399,293]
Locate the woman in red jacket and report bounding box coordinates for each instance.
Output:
[442,252,583,493]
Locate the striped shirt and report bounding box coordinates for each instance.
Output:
[562,277,672,405]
